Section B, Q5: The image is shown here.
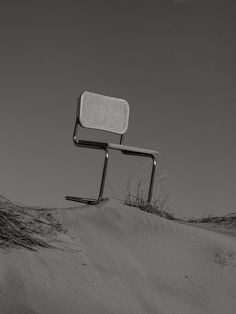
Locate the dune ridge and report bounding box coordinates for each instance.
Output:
[0,200,235,314]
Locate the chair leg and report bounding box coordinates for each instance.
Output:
[122,151,157,204]
[65,148,109,205]
[98,148,109,200]
[147,154,157,203]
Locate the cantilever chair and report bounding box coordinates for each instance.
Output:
[65,91,158,205]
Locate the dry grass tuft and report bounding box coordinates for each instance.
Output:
[124,195,175,220]
[124,174,175,220]
[187,213,236,227]
[0,195,64,251]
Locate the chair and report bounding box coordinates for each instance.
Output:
[65,91,158,205]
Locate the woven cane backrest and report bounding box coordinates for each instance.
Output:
[78,91,129,135]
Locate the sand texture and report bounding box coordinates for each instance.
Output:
[0,200,235,314]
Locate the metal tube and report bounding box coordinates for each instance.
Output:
[66,144,109,204]
[73,119,80,145]
[147,154,157,203]
[122,150,158,203]
[98,149,109,199]
[120,134,125,145]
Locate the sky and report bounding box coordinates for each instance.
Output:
[0,0,235,218]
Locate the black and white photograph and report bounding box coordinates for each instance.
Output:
[0,1,235,313]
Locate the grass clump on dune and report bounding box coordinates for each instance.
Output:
[187,213,236,229]
[125,194,175,220]
[124,171,175,220]
[124,171,236,229]
[0,195,63,251]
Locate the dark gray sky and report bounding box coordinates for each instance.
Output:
[0,0,235,217]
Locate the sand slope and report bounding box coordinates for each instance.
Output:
[0,200,235,314]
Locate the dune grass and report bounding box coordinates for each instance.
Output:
[125,189,236,230]
[187,213,236,229]
[0,195,63,251]
[123,174,236,229]
[124,173,175,220]
[124,185,174,220]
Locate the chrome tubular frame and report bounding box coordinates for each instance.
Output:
[65,121,157,205]
[65,146,109,205]
[65,119,110,205]
[121,150,157,203]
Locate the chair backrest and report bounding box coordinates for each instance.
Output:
[77,91,129,135]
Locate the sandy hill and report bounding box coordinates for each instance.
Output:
[0,200,235,314]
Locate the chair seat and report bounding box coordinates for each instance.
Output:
[78,140,158,155]
[108,143,158,155]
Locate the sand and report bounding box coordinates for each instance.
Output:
[0,200,235,314]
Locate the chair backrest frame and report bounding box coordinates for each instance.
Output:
[77,91,130,135]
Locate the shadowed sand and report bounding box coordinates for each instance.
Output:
[0,200,235,314]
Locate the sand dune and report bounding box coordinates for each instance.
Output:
[0,200,235,314]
